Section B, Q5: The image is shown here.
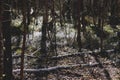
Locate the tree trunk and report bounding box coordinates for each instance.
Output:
[2,0,12,80]
[40,0,48,67]
[77,0,82,52]
[98,1,104,52]
[0,25,4,80]
[35,0,48,79]
[118,32,120,52]
[59,0,63,27]
[0,1,4,80]
[20,0,27,80]
[98,17,103,52]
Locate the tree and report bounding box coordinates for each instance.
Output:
[0,25,4,80]
[0,1,4,80]
[36,0,49,79]
[77,0,82,52]
[20,0,28,80]
[2,0,13,80]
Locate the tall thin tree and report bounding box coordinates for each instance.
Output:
[20,0,27,80]
[77,0,82,52]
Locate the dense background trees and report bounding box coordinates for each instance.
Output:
[0,0,120,80]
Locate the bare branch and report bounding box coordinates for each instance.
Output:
[13,62,112,74]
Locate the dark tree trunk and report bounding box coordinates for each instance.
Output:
[98,1,104,53]
[77,19,82,52]
[118,32,120,52]
[59,0,63,27]
[77,0,82,52]
[36,0,48,79]
[0,26,4,80]
[37,0,49,79]
[2,0,12,80]
[40,0,48,67]
[0,1,4,80]
[20,0,27,80]
[98,18,104,52]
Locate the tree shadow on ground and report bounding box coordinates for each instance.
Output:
[90,53,112,80]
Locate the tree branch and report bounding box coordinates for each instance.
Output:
[13,62,112,74]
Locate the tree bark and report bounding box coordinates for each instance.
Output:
[59,0,62,27]
[77,0,82,52]
[39,0,48,68]
[20,0,27,80]
[2,0,12,80]
[0,1,4,80]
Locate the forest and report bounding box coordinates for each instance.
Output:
[0,0,120,80]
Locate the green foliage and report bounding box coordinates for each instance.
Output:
[104,25,114,33]
[16,49,22,54]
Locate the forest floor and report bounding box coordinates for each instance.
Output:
[48,47,120,80]
[13,29,120,80]
[39,45,119,80]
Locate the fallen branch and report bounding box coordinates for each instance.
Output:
[13,62,112,74]
[12,54,38,59]
[51,51,92,60]
[30,48,41,56]
[12,50,91,59]
[12,48,41,58]
[12,49,115,60]
[51,49,115,60]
